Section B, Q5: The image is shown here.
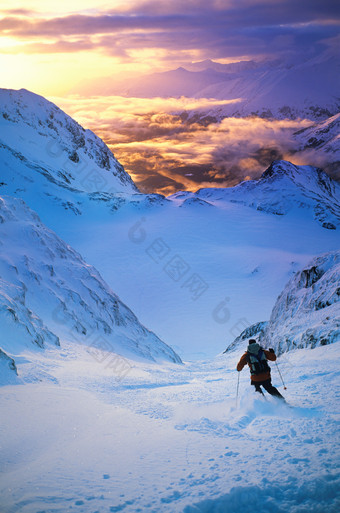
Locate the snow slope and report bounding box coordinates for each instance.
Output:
[0,195,181,366]
[260,250,340,353]
[0,339,339,512]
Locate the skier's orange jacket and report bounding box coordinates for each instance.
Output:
[237,349,277,382]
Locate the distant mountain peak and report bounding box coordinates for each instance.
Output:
[187,160,340,229]
[260,160,337,195]
[260,160,298,180]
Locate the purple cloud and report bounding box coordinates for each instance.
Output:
[1,0,338,61]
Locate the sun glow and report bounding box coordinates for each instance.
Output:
[0,37,24,50]
[0,1,128,15]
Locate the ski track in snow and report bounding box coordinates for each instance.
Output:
[0,342,339,512]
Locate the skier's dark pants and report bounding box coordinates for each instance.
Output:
[252,379,284,399]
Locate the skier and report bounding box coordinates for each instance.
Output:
[237,339,285,400]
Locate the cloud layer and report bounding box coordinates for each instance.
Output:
[52,95,333,195]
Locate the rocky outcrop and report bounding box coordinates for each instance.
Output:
[0,348,19,385]
[259,251,340,353]
[223,321,268,353]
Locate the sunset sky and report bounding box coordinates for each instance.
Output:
[1,0,339,193]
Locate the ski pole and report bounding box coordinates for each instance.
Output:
[236,371,240,407]
[275,361,287,390]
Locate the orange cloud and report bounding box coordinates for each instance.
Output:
[50,94,321,195]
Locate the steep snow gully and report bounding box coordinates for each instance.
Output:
[0,88,339,512]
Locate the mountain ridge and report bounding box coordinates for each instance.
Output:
[0,87,137,201]
[87,55,340,121]
[2,89,339,232]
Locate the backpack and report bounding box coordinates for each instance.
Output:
[246,347,270,375]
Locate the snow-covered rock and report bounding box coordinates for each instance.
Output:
[260,251,340,353]
[0,195,181,365]
[293,113,340,178]
[0,279,60,351]
[181,160,340,229]
[0,348,18,385]
[223,321,268,353]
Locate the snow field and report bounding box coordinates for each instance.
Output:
[0,341,339,512]
[68,199,339,359]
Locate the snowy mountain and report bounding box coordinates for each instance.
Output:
[1,89,338,230]
[294,112,340,152]
[183,59,265,73]
[122,67,231,98]
[0,195,181,368]
[196,55,340,121]
[170,160,340,230]
[100,55,340,121]
[72,59,266,97]
[259,250,340,353]
[293,113,340,178]
[0,88,140,219]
